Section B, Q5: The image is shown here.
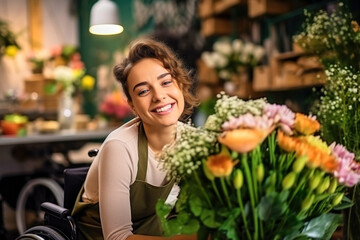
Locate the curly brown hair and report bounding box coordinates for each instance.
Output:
[113,37,198,121]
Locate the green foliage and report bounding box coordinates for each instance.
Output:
[0,19,20,55]
[293,2,360,71]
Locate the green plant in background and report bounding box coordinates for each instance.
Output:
[293,2,360,71]
[156,93,358,240]
[313,65,360,239]
[314,65,360,157]
[0,19,20,57]
[294,2,360,239]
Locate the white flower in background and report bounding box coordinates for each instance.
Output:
[219,70,231,80]
[201,51,216,68]
[53,65,84,94]
[242,42,255,56]
[232,39,243,53]
[253,46,265,61]
[212,52,228,68]
[240,53,249,63]
[201,38,265,81]
[54,66,75,82]
[213,39,232,55]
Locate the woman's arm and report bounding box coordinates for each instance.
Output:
[98,140,136,240]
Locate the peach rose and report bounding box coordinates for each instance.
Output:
[206,153,238,177]
[218,128,268,153]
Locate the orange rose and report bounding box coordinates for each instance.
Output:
[218,128,268,153]
[277,130,299,152]
[294,113,321,135]
[206,153,238,177]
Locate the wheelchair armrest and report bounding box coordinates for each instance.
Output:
[40,202,71,219]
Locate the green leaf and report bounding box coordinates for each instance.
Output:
[281,213,305,237]
[279,190,290,202]
[182,219,200,235]
[301,213,343,239]
[167,219,183,235]
[177,212,190,224]
[189,194,203,216]
[44,82,57,95]
[197,225,211,240]
[200,209,221,228]
[283,233,309,240]
[219,208,241,240]
[258,192,287,221]
[156,199,172,219]
[156,199,173,236]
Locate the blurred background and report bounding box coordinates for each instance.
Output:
[0,0,359,239]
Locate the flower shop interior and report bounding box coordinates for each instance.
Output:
[1,0,360,239]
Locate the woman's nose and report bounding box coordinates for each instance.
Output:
[152,88,166,102]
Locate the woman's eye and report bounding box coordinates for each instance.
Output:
[162,80,173,86]
[138,89,149,96]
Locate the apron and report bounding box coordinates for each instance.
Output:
[72,123,175,240]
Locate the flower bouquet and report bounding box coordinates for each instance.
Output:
[156,93,359,240]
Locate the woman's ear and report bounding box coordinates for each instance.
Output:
[127,99,137,116]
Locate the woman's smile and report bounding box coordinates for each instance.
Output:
[152,103,175,114]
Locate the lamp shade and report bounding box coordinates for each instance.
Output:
[89,0,124,35]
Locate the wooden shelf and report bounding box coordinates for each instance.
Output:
[248,0,292,18]
[214,0,245,15]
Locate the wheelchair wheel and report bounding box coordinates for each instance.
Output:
[16,225,68,240]
[15,233,45,240]
[16,178,64,234]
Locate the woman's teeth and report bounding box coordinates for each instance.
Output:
[156,104,172,113]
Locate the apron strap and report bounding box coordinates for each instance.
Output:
[136,122,148,181]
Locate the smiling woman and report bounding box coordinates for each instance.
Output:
[71,37,199,240]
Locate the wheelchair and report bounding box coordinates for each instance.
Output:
[15,149,98,240]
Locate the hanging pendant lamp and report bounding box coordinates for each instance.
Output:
[89,0,124,35]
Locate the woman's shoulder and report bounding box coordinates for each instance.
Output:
[105,117,140,143]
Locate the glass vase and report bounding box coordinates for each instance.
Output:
[57,91,75,130]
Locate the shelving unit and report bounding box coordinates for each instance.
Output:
[197,0,328,100]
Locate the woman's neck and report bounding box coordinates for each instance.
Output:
[142,123,177,154]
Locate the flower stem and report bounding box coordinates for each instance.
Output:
[193,171,213,207]
[220,178,232,208]
[212,180,224,205]
[241,154,258,240]
[237,189,252,240]
[268,132,276,168]
[251,148,259,203]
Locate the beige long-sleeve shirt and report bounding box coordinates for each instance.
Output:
[82,118,180,240]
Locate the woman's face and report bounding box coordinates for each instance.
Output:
[127,58,185,130]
